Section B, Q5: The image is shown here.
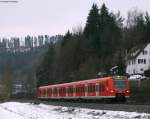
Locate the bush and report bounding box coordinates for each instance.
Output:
[144,69,150,77]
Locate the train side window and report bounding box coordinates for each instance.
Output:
[78,87,80,92]
[88,85,92,92]
[82,87,85,92]
[43,89,46,95]
[53,88,58,94]
[88,86,90,92]
[68,87,73,93]
[71,88,74,93]
[79,87,81,92]
[59,88,62,94]
[88,85,95,92]
[79,87,84,93]
[92,86,95,92]
[48,89,52,94]
[63,88,66,94]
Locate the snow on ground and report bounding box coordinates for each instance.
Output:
[0,102,150,119]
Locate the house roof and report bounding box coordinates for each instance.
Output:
[126,43,148,60]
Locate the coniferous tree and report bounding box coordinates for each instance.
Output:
[61,30,72,47]
[84,3,101,53]
[84,4,100,38]
[36,42,55,86]
[99,4,122,57]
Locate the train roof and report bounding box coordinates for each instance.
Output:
[39,76,112,89]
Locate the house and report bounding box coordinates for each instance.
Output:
[12,84,27,95]
[126,43,150,75]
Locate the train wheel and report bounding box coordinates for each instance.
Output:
[115,94,126,103]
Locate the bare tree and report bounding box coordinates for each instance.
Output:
[72,24,83,35]
[126,8,143,28]
[2,65,14,99]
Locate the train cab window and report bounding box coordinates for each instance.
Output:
[113,76,126,90]
[114,80,126,89]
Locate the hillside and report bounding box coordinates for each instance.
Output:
[0,45,49,97]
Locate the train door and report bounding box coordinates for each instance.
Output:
[73,85,76,97]
[96,83,99,97]
[66,87,68,97]
[99,80,106,96]
[85,84,88,97]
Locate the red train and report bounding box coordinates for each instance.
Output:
[37,76,130,102]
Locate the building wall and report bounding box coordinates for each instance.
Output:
[126,44,150,75]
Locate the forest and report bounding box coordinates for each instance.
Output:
[0,45,49,99]
[36,3,150,87]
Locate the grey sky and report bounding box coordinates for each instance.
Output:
[0,0,150,37]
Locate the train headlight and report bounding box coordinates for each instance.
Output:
[110,90,114,93]
[126,90,130,93]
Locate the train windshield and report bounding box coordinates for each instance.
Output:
[113,76,126,90]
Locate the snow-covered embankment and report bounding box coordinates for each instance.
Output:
[0,102,150,119]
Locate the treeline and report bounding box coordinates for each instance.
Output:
[0,35,63,52]
[36,4,150,86]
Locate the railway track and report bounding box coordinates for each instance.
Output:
[6,99,150,113]
[40,100,150,113]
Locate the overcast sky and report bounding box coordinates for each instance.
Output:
[0,0,150,38]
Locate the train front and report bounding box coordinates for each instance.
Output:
[112,76,130,102]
